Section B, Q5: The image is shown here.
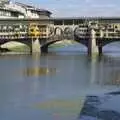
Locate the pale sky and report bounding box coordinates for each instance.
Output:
[16,0,120,17]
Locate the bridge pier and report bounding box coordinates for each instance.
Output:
[41,46,48,53]
[98,46,102,56]
[98,29,104,55]
[0,46,1,53]
[31,38,41,54]
[88,28,98,56]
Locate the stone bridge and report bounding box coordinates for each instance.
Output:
[0,18,120,55]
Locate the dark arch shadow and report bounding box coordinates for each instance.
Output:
[74,27,89,47]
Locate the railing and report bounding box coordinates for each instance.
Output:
[0,23,120,41]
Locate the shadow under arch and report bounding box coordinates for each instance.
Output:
[41,39,62,52]
[73,27,89,47]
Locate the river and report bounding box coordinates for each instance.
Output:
[0,43,120,120]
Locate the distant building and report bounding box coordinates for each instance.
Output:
[0,0,52,18]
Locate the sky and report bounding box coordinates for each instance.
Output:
[16,0,120,17]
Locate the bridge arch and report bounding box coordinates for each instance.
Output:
[48,26,54,36]
[73,27,88,47]
[41,26,89,52]
[97,38,120,47]
[64,27,74,40]
[74,27,83,37]
[41,39,62,52]
[64,27,73,34]
[0,38,32,52]
[54,27,63,35]
[41,36,87,53]
[101,41,120,55]
[41,39,87,53]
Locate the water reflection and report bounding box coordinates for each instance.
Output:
[89,55,120,87]
[1,45,120,120]
[21,54,57,77]
[23,67,56,76]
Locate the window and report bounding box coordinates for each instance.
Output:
[11,12,18,17]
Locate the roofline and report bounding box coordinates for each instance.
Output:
[15,2,34,8]
[27,8,52,15]
[15,2,52,15]
[0,17,120,21]
[0,7,24,15]
[51,17,120,20]
[0,18,51,21]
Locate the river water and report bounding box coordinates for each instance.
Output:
[0,43,120,120]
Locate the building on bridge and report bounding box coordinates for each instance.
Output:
[0,0,52,52]
[1,1,120,55]
[0,0,52,18]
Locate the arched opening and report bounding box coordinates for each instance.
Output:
[73,27,89,47]
[74,27,88,38]
[48,40,87,53]
[54,27,63,35]
[48,26,54,36]
[64,27,74,40]
[1,41,30,52]
[41,26,88,53]
[74,27,81,37]
[103,41,120,56]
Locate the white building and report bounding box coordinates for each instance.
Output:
[0,0,52,50]
[0,0,52,18]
